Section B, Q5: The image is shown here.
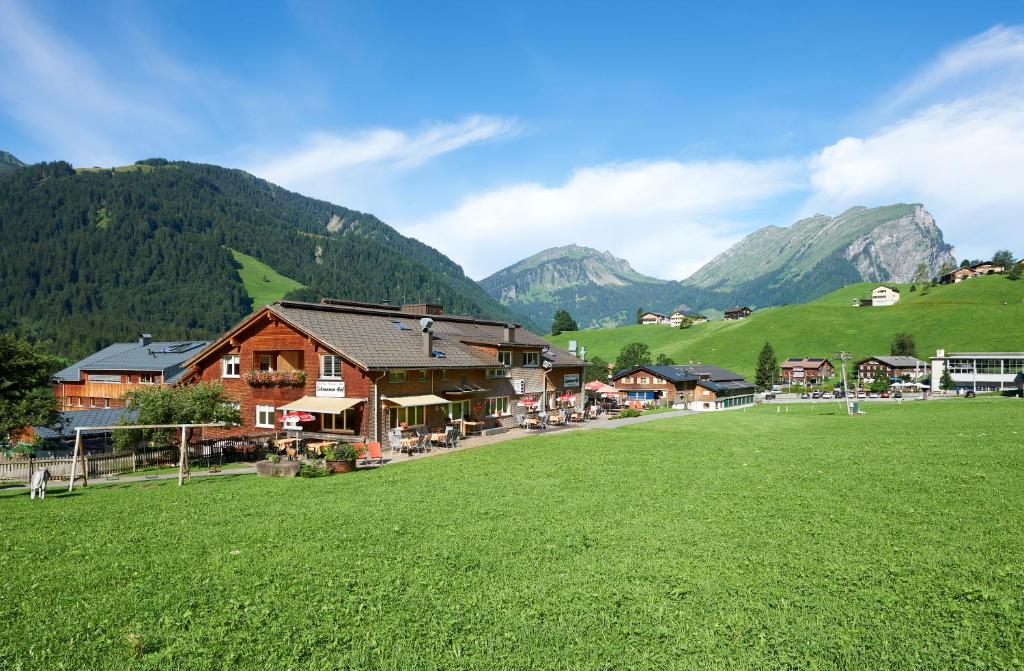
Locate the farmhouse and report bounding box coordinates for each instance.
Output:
[610,364,755,411]
[930,349,1024,393]
[53,335,208,411]
[870,285,900,306]
[856,355,928,383]
[639,311,668,325]
[779,357,834,384]
[669,311,707,327]
[184,299,586,442]
[970,262,1004,275]
[724,306,752,320]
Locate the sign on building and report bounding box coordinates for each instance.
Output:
[316,380,346,397]
[563,373,581,388]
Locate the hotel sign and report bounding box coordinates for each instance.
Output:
[563,373,581,388]
[316,380,346,397]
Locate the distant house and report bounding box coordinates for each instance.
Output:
[611,364,755,411]
[13,407,139,455]
[53,335,208,412]
[668,311,707,327]
[723,306,752,320]
[780,358,834,385]
[856,355,928,383]
[970,262,1004,275]
[640,311,669,325]
[940,267,978,284]
[870,285,900,306]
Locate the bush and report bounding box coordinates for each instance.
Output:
[615,408,642,419]
[322,443,364,462]
[268,453,281,464]
[299,463,330,478]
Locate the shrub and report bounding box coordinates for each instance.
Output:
[615,408,642,419]
[299,463,330,478]
[323,443,365,462]
[268,453,281,464]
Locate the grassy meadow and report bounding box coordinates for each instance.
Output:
[229,248,305,308]
[3,398,1023,669]
[549,275,1024,378]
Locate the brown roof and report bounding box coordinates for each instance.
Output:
[780,358,832,370]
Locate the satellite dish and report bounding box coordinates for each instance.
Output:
[420,317,434,332]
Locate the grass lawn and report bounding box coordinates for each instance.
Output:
[229,248,305,308]
[550,275,1024,379]
[3,399,1023,669]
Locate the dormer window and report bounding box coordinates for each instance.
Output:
[497,350,512,367]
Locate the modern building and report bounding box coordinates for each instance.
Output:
[640,311,669,325]
[183,299,587,442]
[724,306,752,320]
[856,355,928,383]
[610,364,755,411]
[930,349,1024,393]
[53,335,208,411]
[779,358,834,384]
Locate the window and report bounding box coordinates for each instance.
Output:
[222,354,240,378]
[419,369,429,382]
[74,397,82,407]
[322,409,355,432]
[258,354,274,372]
[497,350,512,367]
[948,359,975,374]
[388,405,427,426]
[486,368,510,379]
[321,355,342,379]
[90,374,120,383]
[90,398,100,408]
[103,398,110,408]
[388,370,408,383]
[447,400,470,420]
[1005,359,1024,374]
[638,377,650,385]
[255,405,276,429]
[522,351,540,367]
[485,396,510,416]
[139,373,157,384]
[976,358,1002,374]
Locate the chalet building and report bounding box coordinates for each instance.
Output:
[870,285,900,306]
[669,311,707,327]
[856,355,928,383]
[930,349,1024,393]
[724,307,752,320]
[640,311,668,325]
[53,335,208,411]
[183,299,586,442]
[940,267,977,284]
[779,358,834,384]
[971,262,1004,275]
[610,364,755,411]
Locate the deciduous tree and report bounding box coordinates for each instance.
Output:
[114,381,241,452]
[615,342,652,371]
[0,334,62,445]
[550,309,578,336]
[890,332,917,358]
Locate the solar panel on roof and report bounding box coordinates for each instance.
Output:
[390,320,411,331]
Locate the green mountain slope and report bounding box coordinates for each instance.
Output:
[550,275,1024,379]
[0,150,25,175]
[0,158,527,357]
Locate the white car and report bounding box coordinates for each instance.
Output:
[868,392,880,398]
[822,391,833,399]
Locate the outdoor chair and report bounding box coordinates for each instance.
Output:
[387,431,403,455]
[440,426,454,448]
[360,442,385,467]
[416,433,429,453]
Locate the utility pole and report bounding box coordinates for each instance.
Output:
[835,351,854,416]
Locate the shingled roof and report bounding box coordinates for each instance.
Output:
[612,364,748,383]
[55,339,208,383]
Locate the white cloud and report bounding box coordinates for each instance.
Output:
[248,115,517,190]
[405,158,804,280]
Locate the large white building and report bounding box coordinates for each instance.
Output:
[930,349,1024,393]
[870,285,901,306]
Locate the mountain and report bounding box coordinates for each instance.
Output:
[0,150,25,175]
[0,157,527,358]
[682,204,957,306]
[480,245,683,331]
[489,204,959,330]
[549,274,1024,381]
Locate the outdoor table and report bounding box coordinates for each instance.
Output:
[461,420,484,436]
[522,417,541,429]
[306,440,335,456]
[274,437,300,449]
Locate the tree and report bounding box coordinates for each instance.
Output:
[939,367,955,392]
[870,376,891,393]
[550,309,578,336]
[0,334,62,445]
[584,355,610,383]
[655,353,676,366]
[113,381,241,452]
[890,332,917,358]
[635,308,643,325]
[992,249,1016,269]
[909,284,917,292]
[939,262,956,277]
[1009,263,1023,281]
[755,342,777,390]
[913,262,930,285]
[960,258,972,268]
[615,342,652,371]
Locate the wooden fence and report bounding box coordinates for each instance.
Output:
[0,448,177,483]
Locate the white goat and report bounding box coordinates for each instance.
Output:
[30,467,50,500]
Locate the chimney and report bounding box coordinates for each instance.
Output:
[422,327,433,357]
[568,340,577,355]
[503,323,516,343]
[139,333,152,346]
[936,348,945,358]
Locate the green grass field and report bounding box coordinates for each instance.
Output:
[550,275,1024,378]
[3,399,1023,669]
[229,248,305,308]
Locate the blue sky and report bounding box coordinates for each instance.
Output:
[2,1,1024,279]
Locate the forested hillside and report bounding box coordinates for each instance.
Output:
[0,159,525,358]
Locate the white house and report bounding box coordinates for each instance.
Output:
[930,349,1024,393]
[870,285,900,306]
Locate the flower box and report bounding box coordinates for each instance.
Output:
[244,370,306,387]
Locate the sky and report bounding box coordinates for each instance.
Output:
[2,1,1024,280]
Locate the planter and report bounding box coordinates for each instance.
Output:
[255,460,301,477]
[326,459,357,474]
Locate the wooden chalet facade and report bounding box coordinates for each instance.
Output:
[856,355,928,383]
[724,307,752,320]
[779,357,834,384]
[184,299,587,442]
[53,335,207,411]
[640,311,668,325]
[610,364,755,411]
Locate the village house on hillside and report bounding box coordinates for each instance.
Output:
[53,335,208,411]
[669,311,707,327]
[856,355,928,383]
[930,349,1024,394]
[723,306,752,320]
[183,299,587,442]
[940,262,1005,284]
[853,284,901,307]
[611,364,755,411]
[779,358,834,385]
[639,311,668,325]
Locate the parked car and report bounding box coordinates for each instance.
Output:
[811,391,821,399]
[800,392,810,399]
[857,391,867,398]
[822,391,833,399]
[965,390,977,398]
[834,391,845,398]
[893,391,903,398]
[763,392,776,400]
[880,391,890,398]
[868,392,880,398]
